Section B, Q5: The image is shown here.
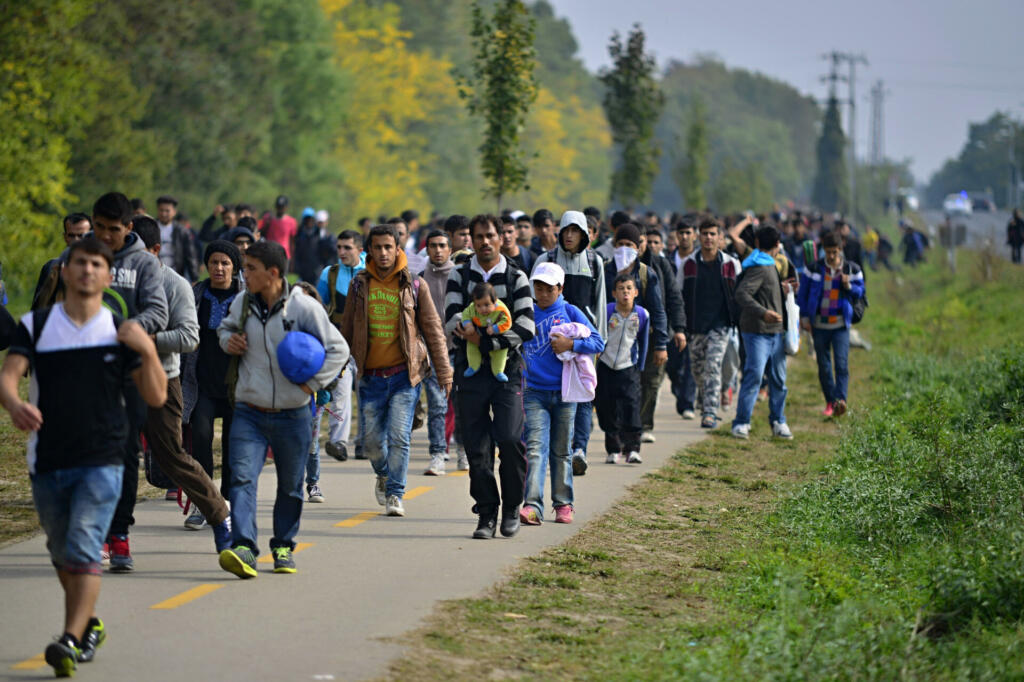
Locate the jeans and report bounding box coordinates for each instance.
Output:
[812,327,850,404]
[228,403,312,554]
[110,384,146,536]
[359,370,421,498]
[523,389,575,517]
[571,400,593,454]
[326,358,355,446]
[32,465,124,575]
[423,370,449,455]
[307,404,322,486]
[734,332,788,427]
[668,344,696,414]
[189,392,234,499]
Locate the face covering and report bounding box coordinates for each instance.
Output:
[614,245,638,271]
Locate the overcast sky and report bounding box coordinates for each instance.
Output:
[548,0,1024,185]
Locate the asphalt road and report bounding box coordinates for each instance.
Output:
[919,209,1012,251]
[1,380,721,681]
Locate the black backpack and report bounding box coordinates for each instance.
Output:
[843,262,868,324]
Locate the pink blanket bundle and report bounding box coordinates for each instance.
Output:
[550,322,597,403]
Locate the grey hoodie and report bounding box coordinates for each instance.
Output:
[105,231,169,334]
[153,263,199,379]
[532,220,607,340]
[420,259,455,351]
[218,282,349,410]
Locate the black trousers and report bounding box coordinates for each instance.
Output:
[110,385,146,537]
[595,363,642,454]
[455,358,526,515]
[640,345,666,431]
[189,392,234,499]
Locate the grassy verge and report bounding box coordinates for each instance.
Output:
[388,250,1024,680]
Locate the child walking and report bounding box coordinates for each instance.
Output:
[595,272,649,464]
[519,263,604,525]
[461,282,512,382]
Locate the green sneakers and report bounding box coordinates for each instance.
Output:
[218,546,258,579]
[272,547,296,574]
[76,618,105,663]
[45,635,81,678]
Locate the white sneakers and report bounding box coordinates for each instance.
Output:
[605,452,620,464]
[772,421,793,440]
[385,495,405,517]
[626,451,642,464]
[681,409,696,420]
[424,454,446,476]
[375,476,387,506]
[641,432,656,443]
[731,423,750,439]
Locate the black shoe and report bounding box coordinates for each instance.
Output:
[500,507,521,537]
[473,512,497,539]
[45,635,80,678]
[77,618,105,663]
[325,441,348,462]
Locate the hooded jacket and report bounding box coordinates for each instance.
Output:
[340,250,453,388]
[680,250,741,334]
[106,231,170,334]
[153,263,199,379]
[532,211,607,339]
[419,258,455,352]
[639,248,686,334]
[735,249,786,335]
[522,295,604,392]
[797,258,865,329]
[217,280,349,410]
[317,251,366,323]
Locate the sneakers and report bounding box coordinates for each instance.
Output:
[721,387,733,407]
[271,546,296,574]
[626,451,642,464]
[164,488,178,501]
[758,388,769,402]
[456,444,469,471]
[108,535,133,573]
[307,484,324,503]
[834,399,847,417]
[77,618,105,663]
[519,506,542,525]
[424,454,446,476]
[184,508,207,530]
[681,409,696,420]
[554,505,574,524]
[772,421,794,440]
[386,495,405,517]
[219,545,258,579]
[571,448,588,476]
[45,634,81,678]
[823,402,834,417]
[213,518,232,553]
[375,476,387,506]
[325,441,348,461]
[494,372,509,382]
[641,431,656,443]
[463,366,476,377]
[605,452,620,464]
[701,415,717,429]
[100,542,110,567]
[732,423,750,439]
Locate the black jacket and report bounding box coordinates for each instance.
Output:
[640,250,686,333]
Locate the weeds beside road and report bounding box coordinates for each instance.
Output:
[390,252,1024,680]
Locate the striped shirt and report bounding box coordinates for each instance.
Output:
[444,255,535,357]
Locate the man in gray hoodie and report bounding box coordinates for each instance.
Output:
[133,218,233,552]
[217,241,348,578]
[532,210,606,475]
[90,192,169,572]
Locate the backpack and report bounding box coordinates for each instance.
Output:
[842,262,868,324]
[225,292,252,407]
[326,264,344,325]
[545,248,601,287]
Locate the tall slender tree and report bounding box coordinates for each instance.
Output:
[458,0,538,211]
[812,96,849,212]
[599,24,664,209]
[679,98,710,210]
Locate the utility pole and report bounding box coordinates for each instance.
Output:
[869,80,887,166]
[820,51,846,101]
[845,53,868,219]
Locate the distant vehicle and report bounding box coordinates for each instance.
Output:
[971,197,996,212]
[943,192,973,215]
[897,187,920,212]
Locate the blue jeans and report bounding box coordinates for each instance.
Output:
[571,400,593,454]
[229,403,312,553]
[31,464,124,575]
[306,403,322,486]
[734,332,788,427]
[812,327,850,404]
[523,388,576,516]
[359,370,421,498]
[423,370,448,456]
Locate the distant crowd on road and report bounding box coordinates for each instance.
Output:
[1,193,874,677]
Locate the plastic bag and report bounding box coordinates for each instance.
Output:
[784,290,800,356]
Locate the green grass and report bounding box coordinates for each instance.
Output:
[387,250,1024,681]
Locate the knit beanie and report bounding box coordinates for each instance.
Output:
[204,239,242,273]
[614,223,642,248]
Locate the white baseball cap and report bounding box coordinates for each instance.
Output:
[315,209,329,223]
[530,261,565,287]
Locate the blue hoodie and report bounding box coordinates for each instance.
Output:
[522,295,605,392]
[316,252,367,311]
[741,249,777,269]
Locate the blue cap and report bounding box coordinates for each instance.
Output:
[276,331,325,385]
[302,206,316,219]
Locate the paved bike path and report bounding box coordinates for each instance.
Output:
[1,383,722,681]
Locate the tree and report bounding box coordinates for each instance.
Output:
[676,98,710,210]
[926,111,1023,209]
[812,96,849,212]
[458,0,538,211]
[599,24,665,209]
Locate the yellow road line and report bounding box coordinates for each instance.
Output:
[257,542,314,563]
[404,486,434,500]
[150,584,224,610]
[449,470,469,477]
[11,653,46,670]
[335,511,378,528]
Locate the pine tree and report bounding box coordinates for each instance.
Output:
[681,98,710,210]
[812,96,848,212]
[599,24,664,209]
